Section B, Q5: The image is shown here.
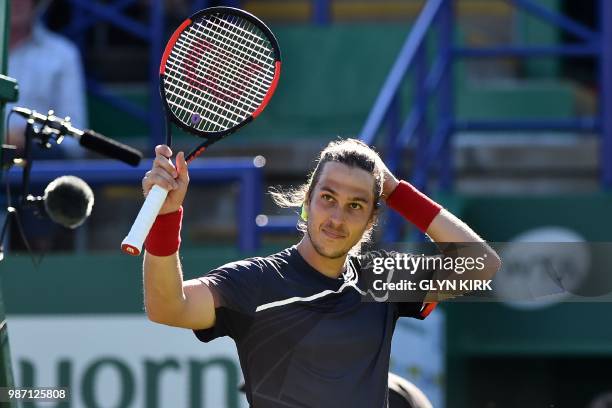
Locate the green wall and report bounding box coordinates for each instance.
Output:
[90,24,577,142]
[1,245,288,315]
[4,194,612,406]
[440,194,612,408]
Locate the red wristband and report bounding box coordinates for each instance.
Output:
[144,207,183,256]
[386,181,442,233]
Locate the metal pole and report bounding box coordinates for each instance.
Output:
[600,0,612,188]
[0,0,8,138]
[0,0,18,402]
[238,166,261,252]
[409,43,429,243]
[438,0,454,191]
[382,93,403,243]
[386,96,401,171]
[149,0,165,151]
[411,43,429,190]
[313,0,330,25]
[359,0,444,145]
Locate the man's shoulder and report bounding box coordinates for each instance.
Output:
[352,248,400,262]
[34,25,81,58]
[210,246,295,275]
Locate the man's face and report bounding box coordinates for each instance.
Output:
[11,0,36,31]
[306,162,376,259]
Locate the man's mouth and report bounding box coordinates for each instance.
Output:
[322,228,346,240]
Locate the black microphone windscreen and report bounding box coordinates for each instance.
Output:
[79,130,142,166]
[44,176,94,229]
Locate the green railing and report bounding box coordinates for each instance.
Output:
[0,0,18,404]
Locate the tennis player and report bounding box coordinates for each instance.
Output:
[142,138,500,407]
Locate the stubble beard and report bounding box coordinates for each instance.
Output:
[306,224,352,260]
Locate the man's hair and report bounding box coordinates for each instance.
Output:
[270,138,384,247]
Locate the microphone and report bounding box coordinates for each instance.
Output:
[79,130,142,167]
[43,176,94,229]
[11,107,143,166]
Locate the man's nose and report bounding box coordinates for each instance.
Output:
[328,206,346,225]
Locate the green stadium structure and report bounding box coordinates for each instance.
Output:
[0,0,18,406]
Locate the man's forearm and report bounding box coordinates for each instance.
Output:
[143,252,186,323]
[386,180,490,244]
[426,210,501,301]
[426,208,484,243]
[141,204,185,323]
[386,181,501,297]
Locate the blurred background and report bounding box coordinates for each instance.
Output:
[1,0,611,407]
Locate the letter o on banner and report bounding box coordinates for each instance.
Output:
[82,358,135,408]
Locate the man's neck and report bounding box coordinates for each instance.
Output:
[296,236,347,279]
[9,26,33,50]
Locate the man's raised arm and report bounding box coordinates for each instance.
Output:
[141,145,216,330]
[378,160,501,300]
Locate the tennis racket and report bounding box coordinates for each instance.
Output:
[121,6,281,255]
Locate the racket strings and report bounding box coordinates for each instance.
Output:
[212,13,273,53]
[164,70,226,130]
[168,32,245,131]
[173,34,272,89]
[203,14,275,65]
[166,51,261,112]
[175,15,271,105]
[212,16,276,90]
[164,71,251,119]
[202,18,274,63]
[190,26,274,91]
[164,84,248,130]
[163,12,277,132]
[166,97,235,129]
[166,35,274,129]
[189,19,274,92]
[164,85,244,128]
[165,64,261,132]
[170,39,270,101]
[165,53,245,131]
[165,46,256,130]
[219,15,276,77]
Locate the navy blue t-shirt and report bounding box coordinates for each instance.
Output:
[194,246,432,408]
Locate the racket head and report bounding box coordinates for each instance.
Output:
[159,7,281,141]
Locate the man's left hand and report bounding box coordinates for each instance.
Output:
[377,158,400,200]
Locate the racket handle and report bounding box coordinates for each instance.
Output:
[121,185,169,256]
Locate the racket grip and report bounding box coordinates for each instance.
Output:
[121,185,169,256]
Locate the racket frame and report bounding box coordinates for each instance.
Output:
[159,7,281,161]
[121,7,281,255]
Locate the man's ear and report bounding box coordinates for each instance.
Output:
[300,204,308,222]
[301,193,310,222]
[305,191,313,209]
[367,205,380,229]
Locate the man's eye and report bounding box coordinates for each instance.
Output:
[322,194,334,201]
[350,203,363,210]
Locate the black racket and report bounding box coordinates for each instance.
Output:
[122,7,281,255]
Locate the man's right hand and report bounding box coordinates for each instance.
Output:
[142,145,190,215]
